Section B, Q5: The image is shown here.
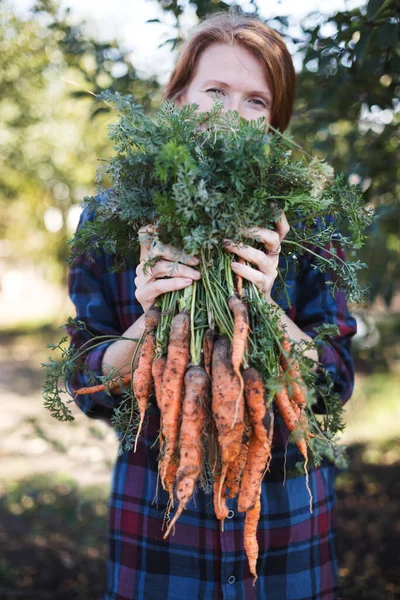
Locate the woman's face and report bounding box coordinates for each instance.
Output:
[175,42,272,124]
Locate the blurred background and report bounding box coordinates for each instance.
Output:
[0,0,399,598]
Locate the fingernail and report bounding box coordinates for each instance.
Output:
[184,278,193,283]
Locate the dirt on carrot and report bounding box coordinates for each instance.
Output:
[238,436,270,513]
[202,328,214,379]
[132,308,160,450]
[211,335,244,510]
[152,355,167,413]
[225,410,251,499]
[159,310,191,494]
[163,365,209,538]
[244,491,261,584]
[133,331,156,451]
[237,369,274,512]
[280,336,307,411]
[274,384,308,463]
[213,472,229,531]
[227,295,249,426]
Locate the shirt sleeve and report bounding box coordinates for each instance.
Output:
[65,204,126,422]
[294,243,357,407]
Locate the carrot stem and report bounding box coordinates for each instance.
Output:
[283,239,348,268]
[236,257,245,297]
[69,336,140,371]
[156,291,179,356]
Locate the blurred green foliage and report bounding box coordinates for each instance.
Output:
[0,0,162,283]
[0,475,108,599]
[292,0,400,306]
[0,0,399,304]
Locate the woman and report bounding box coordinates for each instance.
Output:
[68,11,356,600]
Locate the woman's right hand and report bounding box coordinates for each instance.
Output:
[135,225,201,313]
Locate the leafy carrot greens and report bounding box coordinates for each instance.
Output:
[70,91,373,304]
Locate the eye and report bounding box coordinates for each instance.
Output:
[206,88,225,96]
[250,98,267,108]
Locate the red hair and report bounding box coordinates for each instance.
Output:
[163,11,297,132]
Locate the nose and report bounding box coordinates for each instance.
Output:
[222,94,242,118]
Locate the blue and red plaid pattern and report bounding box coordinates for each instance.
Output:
[66,200,356,600]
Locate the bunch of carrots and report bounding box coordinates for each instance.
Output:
[73,250,312,583]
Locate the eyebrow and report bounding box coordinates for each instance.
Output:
[202,79,272,102]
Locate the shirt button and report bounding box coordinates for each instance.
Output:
[228,575,236,585]
[227,509,234,519]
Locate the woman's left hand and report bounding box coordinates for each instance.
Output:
[223,210,290,303]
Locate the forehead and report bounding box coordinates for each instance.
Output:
[193,42,271,94]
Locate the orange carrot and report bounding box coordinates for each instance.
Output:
[152,355,167,446]
[143,307,161,336]
[159,310,191,493]
[237,369,274,512]
[213,472,229,531]
[73,373,131,396]
[164,463,178,503]
[227,295,249,426]
[238,435,271,513]
[280,336,307,411]
[132,332,156,449]
[278,368,312,438]
[211,336,244,511]
[163,366,209,538]
[274,384,308,462]
[225,410,251,499]
[290,396,301,418]
[202,328,214,379]
[228,296,249,371]
[275,379,313,511]
[152,355,167,413]
[244,490,261,584]
[132,309,160,451]
[242,368,273,446]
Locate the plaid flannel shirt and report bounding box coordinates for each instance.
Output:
[67,200,356,600]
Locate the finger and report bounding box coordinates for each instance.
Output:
[138,225,156,262]
[240,227,281,253]
[148,242,200,267]
[136,254,201,280]
[151,259,201,281]
[138,224,155,241]
[138,228,200,266]
[135,276,194,309]
[274,210,290,241]
[223,240,279,271]
[149,277,195,298]
[231,261,277,296]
